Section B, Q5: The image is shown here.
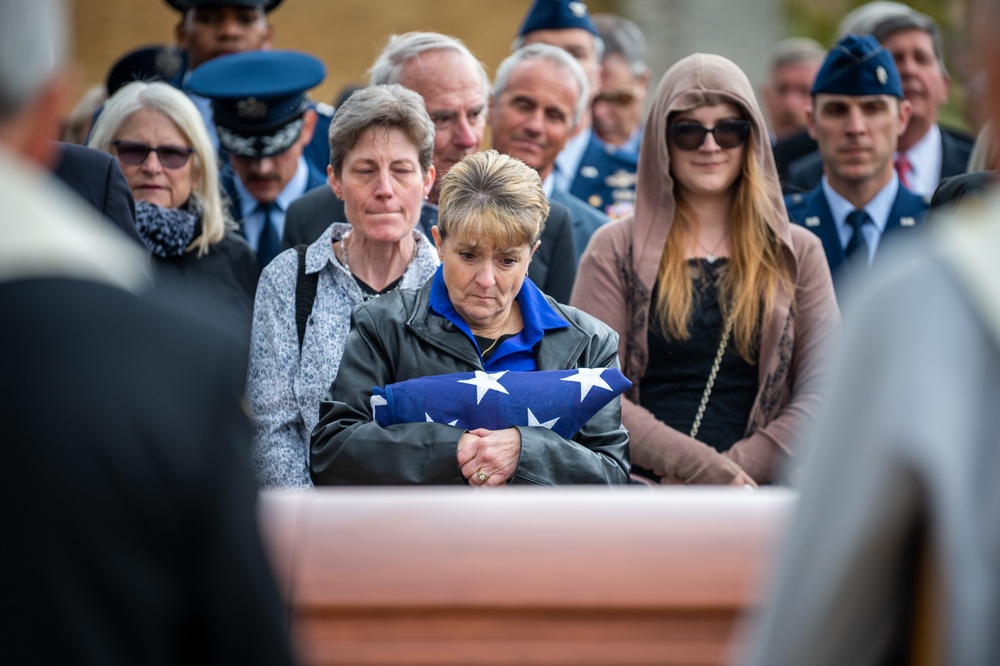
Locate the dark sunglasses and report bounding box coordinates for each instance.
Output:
[112,140,195,169]
[667,119,751,151]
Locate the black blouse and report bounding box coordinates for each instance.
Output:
[639,259,759,455]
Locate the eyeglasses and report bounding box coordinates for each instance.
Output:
[667,119,751,151]
[594,89,637,106]
[112,140,195,169]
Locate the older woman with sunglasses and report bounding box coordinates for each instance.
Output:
[89,81,259,332]
[571,54,839,486]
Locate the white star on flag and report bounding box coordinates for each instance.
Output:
[561,368,613,401]
[457,370,509,404]
[527,408,559,429]
[424,412,459,426]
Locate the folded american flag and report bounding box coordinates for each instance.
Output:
[370,368,632,439]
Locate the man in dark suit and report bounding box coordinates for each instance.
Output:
[490,44,608,265]
[785,34,928,297]
[786,9,972,198]
[51,141,144,245]
[0,3,293,663]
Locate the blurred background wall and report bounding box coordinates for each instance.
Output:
[67,0,972,131]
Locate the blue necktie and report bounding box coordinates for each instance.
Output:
[844,209,872,266]
[256,202,279,270]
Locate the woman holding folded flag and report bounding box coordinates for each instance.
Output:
[310,150,630,486]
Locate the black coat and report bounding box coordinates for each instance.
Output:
[0,278,293,666]
[311,279,631,486]
[51,142,144,246]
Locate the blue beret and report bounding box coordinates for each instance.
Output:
[518,0,598,37]
[812,34,903,98]
[165,0,282,11]
[106,45,188,96]
[186,50,325,158]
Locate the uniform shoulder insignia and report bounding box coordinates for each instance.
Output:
[900,216,916,227]
[604,169,637,189]
[314,102,335,117]
[804,216,821,227]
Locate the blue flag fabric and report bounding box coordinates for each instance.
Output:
[371,368,632,439]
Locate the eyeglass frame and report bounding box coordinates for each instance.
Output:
[666,119,751,151]
[112,140,196,169]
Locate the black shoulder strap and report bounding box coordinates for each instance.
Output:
[295,244,319,352]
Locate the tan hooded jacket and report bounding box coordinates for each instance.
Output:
[570,53,839,484]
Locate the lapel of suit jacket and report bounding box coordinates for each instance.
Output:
[806,189,847,274]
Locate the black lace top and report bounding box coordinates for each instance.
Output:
[639,259,759,454]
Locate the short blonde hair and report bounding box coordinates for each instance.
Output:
[437,150,549,249]
[88,81,230,257]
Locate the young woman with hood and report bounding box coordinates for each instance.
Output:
[570,53,839,486]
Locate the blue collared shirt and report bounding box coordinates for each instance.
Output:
[553,127,592,193]
[823,171,899,265]
[236,157,309,253]
[427,265,570,371]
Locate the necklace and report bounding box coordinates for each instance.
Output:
[477,309,515,357]
[696,232,729,264]
[339,232,416,299]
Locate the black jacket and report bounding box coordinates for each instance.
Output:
[311,280,630,485]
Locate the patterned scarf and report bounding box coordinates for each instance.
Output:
[134,199,202,258]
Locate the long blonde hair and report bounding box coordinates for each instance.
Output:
[653,119,792,363]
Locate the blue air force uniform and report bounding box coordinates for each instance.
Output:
[187,50,329,269]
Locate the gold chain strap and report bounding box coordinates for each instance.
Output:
[689,314,735,440]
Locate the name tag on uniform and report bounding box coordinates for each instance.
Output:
[805,216,820,227]
[900,216,915,227]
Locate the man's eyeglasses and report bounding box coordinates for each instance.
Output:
[594,89,637,106]
[667,119,750,151]
[112,140,195,169]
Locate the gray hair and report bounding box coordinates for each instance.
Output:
[368,32,490,104]
[766,37,825,74]
[437,149,549,248]
[872,11,949,77]
[836,1,917,38]
[87,81,229,256]
[592,13,647,77]
[511,33,605,63]
[494,43,590,129]
[327,84,435,178]
[0,0,67,120]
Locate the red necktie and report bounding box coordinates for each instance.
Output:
[894,153,912,189]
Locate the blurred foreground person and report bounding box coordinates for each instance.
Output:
[311,150,630,486]
[0,1,293,663]
[741,1,1000,661]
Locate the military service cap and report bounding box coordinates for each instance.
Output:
[811,34,903,98]
[518,0,598,37]
[164,0,283,11]
[186,50,325,158]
